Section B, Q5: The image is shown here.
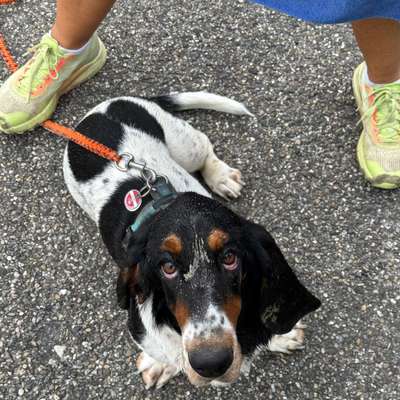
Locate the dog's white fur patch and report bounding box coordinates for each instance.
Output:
[169,91,254,116]
[136,296,183,368]
[267,321,306,354]
[183,235,210,281]
[136,352,180,389]
[183,304,232,342]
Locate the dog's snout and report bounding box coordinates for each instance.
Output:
[188,347,233,378]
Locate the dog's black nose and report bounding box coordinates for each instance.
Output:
[188,347,233,378]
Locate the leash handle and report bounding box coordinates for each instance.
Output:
[0,29,122,164]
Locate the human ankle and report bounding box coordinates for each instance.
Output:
[366,66,400,85]
[50,27,91,50]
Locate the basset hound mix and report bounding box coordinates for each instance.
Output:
[63,92,321,388]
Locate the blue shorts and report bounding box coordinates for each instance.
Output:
[253,0,400,23]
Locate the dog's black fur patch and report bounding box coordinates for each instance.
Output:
[237,220,321,354]
[67,112,124,182]
[68,100,166,182]
[106,100,165,143]
[149,95,180,113]
[127,298,146,343]
[98,177,151,267]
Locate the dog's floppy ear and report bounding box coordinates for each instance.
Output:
[116,264,146,309]
[244,221,321,334]
[116,226,149,309]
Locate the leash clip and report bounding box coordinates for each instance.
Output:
[115,153,169,199]
[115,153,133,172]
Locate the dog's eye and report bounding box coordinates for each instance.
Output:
[222,252,238,271]
[161,262,177,278]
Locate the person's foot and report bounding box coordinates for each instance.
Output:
[353,62,400,189]
[0,32,106,134]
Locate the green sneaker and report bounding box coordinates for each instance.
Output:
[353,62,400,189]
[0,32,106,134]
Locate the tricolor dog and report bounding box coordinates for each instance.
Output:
[63,92,321,388]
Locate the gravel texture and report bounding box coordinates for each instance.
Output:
[1,1,399,399]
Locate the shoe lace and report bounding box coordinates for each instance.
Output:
[360,83,400,143]
[17,41,64,101]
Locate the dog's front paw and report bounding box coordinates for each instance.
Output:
[202,159,244,200]
[267,322,306,354]
[136,352,179,389]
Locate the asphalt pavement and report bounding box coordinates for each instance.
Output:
[0,1,399,399]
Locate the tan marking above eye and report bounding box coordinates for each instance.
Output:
[223,295,242,327]
[208,229,229,252]
[161,234,183,255]
[174,301,190,328]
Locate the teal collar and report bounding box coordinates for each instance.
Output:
[129,178,178,233]
[122,178,177,252]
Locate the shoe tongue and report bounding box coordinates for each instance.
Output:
[41,34,64,53]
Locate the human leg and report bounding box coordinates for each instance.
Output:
[352,18,400,84]
[51,0,116,49]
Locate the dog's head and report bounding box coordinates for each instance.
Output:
[118,193,320,386]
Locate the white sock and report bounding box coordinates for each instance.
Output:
[49,31,90,55]
[363,66,400,87]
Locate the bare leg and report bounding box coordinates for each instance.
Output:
[352,19,400,84]
[51,0,116,49]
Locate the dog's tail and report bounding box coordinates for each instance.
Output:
[149,91,254,117]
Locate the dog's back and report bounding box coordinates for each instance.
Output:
[63,92,251,223]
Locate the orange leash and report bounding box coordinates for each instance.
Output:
[0,34,18,72]
[42,120,121,163]
[0,4,122,163]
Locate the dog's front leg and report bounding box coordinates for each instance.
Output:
[136,351,180,389]
[267,321,307,354]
